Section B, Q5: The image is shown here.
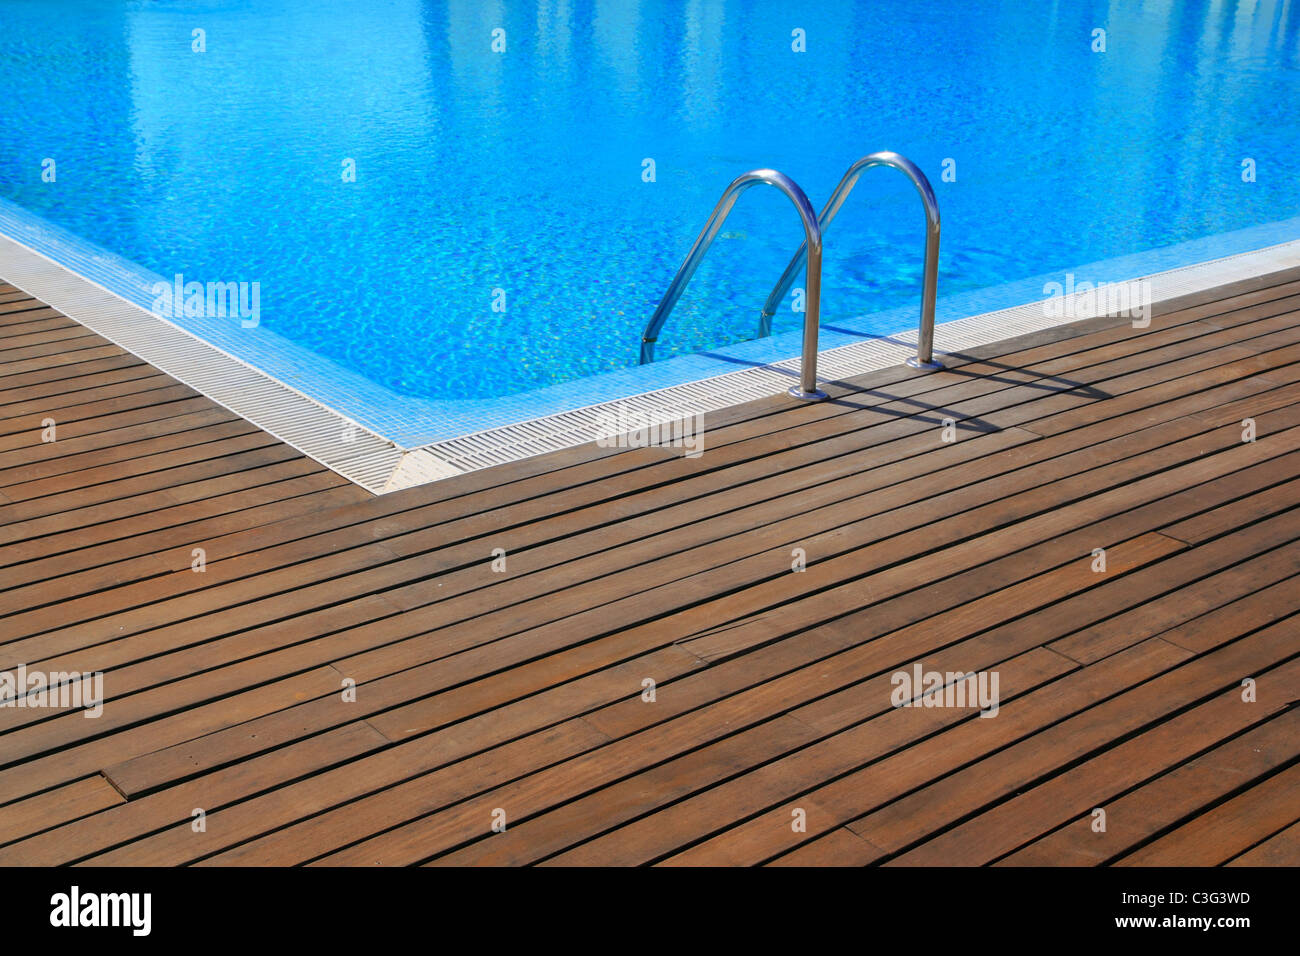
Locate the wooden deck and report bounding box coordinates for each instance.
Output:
[0,268,1298,867]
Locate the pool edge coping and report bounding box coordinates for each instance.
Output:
[2,230,1298,494]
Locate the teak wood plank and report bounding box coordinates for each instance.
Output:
[0,775,125,847]
[10,353,1289,717]
[0,353,147,396]
[997,708,1300,866]
[157,512,1274,868]
[0,477,366,593]
[1226,819,1300,866]
[0,418,262,491]
[1116,760,1300,866]
[66,437,1297,817]
[0,457,333,553]
[1,271,1298,867]
[77,533,1182,863]
[657,622,1294,866]
[885,659,1300,866]
[0,722,392,864]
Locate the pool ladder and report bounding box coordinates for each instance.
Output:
[639,151,943,400]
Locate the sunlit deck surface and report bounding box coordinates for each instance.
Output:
[1,268,1298,868]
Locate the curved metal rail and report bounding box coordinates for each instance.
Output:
[640,168,828,400]
[758,151,943,370]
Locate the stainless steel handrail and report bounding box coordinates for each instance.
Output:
[758,151,943,370]
[640,168,828,400]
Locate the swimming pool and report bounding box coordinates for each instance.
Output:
[1,0,1298,446]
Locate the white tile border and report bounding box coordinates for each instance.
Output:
[3,230,1298,493]
[0,233,402,493]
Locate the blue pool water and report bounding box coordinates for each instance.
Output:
[1,0,1298,442]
